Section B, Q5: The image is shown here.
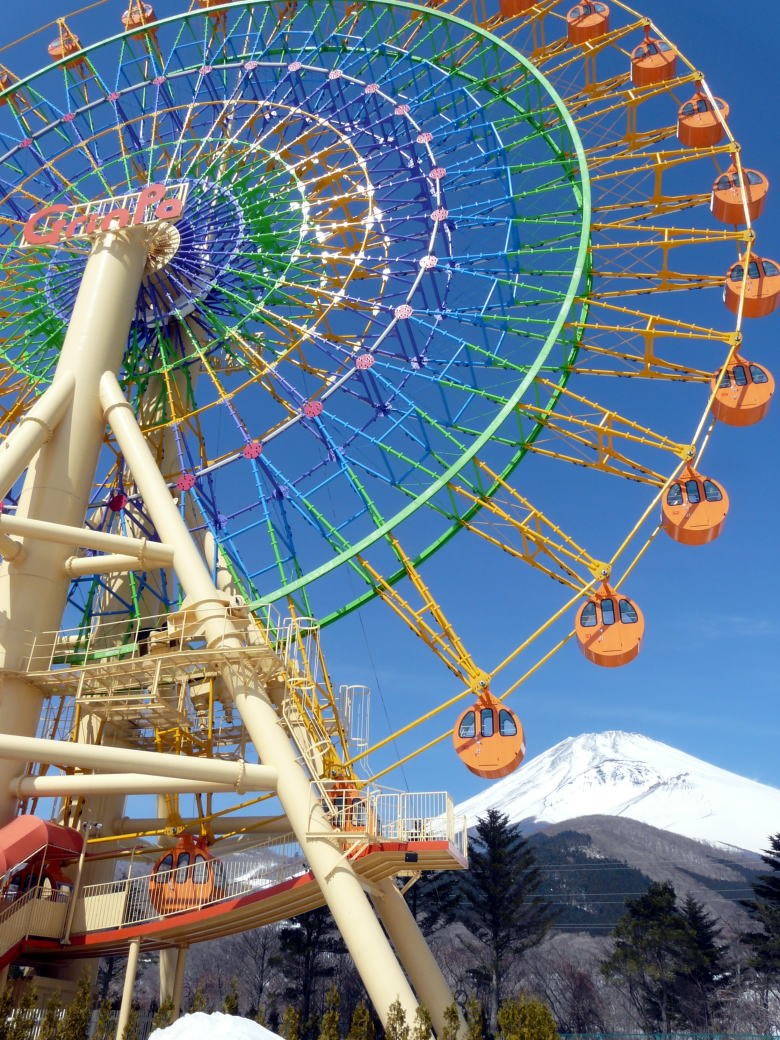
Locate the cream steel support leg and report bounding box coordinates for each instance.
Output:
[115,937,141,1040]
[172,946,188,1014]
[373,877,466,1038]
[100,372,431,1032]
[0,227,148,828]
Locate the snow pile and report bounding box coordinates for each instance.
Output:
[456,730,780,853]
[149,1012,282,1040]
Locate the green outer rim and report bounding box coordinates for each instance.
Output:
[2,0,591,613]
[245,0,593,609]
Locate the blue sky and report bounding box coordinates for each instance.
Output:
[4,1,779,814]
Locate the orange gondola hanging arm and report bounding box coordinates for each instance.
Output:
[453,692,525,780]
[710,357,775,426]
[575,583,644,668]
[661,467,729,546]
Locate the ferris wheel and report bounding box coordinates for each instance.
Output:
[0,0,773,1026]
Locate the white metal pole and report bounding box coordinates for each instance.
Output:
[0,226,149,828]
[100,372,427,1030]
[373,877,466,1038]
[0,734,277,791]
[115,937,141,1040]
[11,774,235,798]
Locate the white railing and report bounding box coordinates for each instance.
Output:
[0,886,70,955]
[20,603,288,674]
[74,832,307,933]
[320,786,468,855]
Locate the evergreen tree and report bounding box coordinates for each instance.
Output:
[60,972,93,1040]
[603,882,732,1032]
[464,995,485,1040]
[496,996,559,1040]
[121,1003,140,1040]
[275,906,343,1034]
[281,1005,302,1040]
[347,1001,375,1040]
[675,895,730,1029]
[152,997,176,1031]
[441,1003,460,1040]
[318,986,340,1040]
[403,872,461,936]
[383,999,409,1040]
[742,832,780,986]
[459,810,557,1021]
[411,1005,431,1040]
[255,1004,269,1027]
[0,984,11,1040]
[221,977,240,1015]
[91,998,113,1040]
[189,986,209,1013]
[38,993,63,1040]
[8,983,36,1040]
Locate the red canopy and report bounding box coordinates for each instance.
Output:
[0,816,83,877]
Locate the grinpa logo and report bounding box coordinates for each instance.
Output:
[22,182,188,247]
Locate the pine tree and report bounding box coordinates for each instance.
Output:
[91,998,113,1040]
[496,996,558,1040]
[221,978,240,1015]
[383,999,409,1040]
[60,972,93,1040]
[38,993,63,1040]
[8,983,37,1040]
[675,895,730,1029]
[189,986,209,1013]
[121,1003,140,1040]
[464,995,485,1040]
[0,983,12,1040]
[742,832,780,985]
[318,986,340,1040]
[281,1004,302,1040]
[403,872,461,936]
[459,810,557,1022]
[441,1003,460,1040]
[255,1004,269,1027]
[276,907,343,1035]
[152,997,176,1030]
[346,1001,375,1040]
[601,881,690,1032]
[411,1005,431,1040]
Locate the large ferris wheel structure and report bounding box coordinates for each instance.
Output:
[0,0,774,1031]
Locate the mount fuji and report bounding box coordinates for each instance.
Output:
[455,731,780,854]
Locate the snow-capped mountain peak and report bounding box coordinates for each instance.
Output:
[455,731,780,854]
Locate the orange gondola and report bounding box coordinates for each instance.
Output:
[121,2,157,38]
[710,359,775,426]
[499,0,535,14]
[723,255,780,318]
[566,2,610,44]
[149,833,223,915]
[677,88,728,149]
[47,24,85,69]
[0,73,9,106]
[711,165,769,225]
[453,695,525,780]
[575,584,644,668]
[630,28,676,87]
[661,468,729,546]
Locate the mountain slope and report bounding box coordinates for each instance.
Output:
[456,731,780,853]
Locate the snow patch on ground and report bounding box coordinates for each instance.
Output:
[149,1011,282,1040]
